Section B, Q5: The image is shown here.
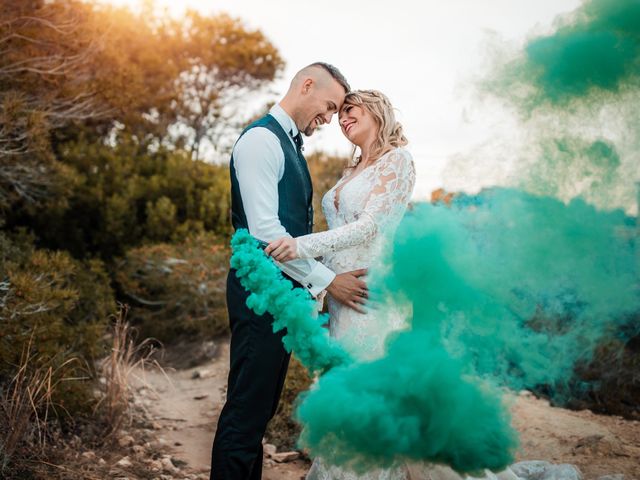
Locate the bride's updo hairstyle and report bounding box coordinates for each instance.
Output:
[343,89,408,165]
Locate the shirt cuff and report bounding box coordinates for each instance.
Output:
[301,262,336,297]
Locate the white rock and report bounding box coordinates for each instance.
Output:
[511,461,582,480]
[191,369,215,379]
[263,443,277,457]
[81,451,96,460]
[161,455,178,472]
[116,456,133,468]
[272,451,300,463]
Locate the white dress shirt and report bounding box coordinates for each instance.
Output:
[232,103,336,297]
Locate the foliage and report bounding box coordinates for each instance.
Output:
[307,152,348,231]
[114,233,230,344]
[9,136,231,258]
[1,0,282,216]
[0,231,116,431]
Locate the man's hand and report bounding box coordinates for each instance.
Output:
[265,237,298,262]
[326,269,368,314]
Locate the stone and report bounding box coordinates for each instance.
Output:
[118,435,135,447]
[161,455,178,472]
[191,369,215,379]
[272,451,300,463]
[511,460,582,480]
[81,451,96,460]
[116,456,133,468]
[263,443,277,457]
[132,444,145,455]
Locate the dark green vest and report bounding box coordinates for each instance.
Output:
[230,114,314,238]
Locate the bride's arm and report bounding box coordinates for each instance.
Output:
[268,149,416,261]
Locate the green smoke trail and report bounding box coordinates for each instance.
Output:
[230,229,351,374]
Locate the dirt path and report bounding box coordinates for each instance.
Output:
[136,340,308,479]
[135,338,639,480]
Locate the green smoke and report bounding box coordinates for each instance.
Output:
[448,0,640,214]
[525,0,640,103]
[229,187,637,473]
[230,229,519,474]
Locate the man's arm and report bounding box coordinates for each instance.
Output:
[233,128,335,296]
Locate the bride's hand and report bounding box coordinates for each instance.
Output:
[265,237,298,262]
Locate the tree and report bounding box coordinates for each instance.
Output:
[172,11,284,159]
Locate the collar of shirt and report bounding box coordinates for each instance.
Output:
[270,103,299,139]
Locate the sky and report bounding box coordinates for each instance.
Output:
[102,0,583,199]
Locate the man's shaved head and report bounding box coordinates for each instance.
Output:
[290,62,351,94]
[280,62,350,137]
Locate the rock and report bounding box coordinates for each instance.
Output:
[98,458,106,466]
[161,455,178,473]
[191,368,215,379]
[149,459,163,471]
[263,443,277,457]
[81,451,96,460]
[264,458,276,467]
[272,451,300,463]
[118,435,135,447]
[132,444,145,455]
[116,456,133,468]
[511,461,582,480]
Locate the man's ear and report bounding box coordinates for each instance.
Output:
[301,78,313,94]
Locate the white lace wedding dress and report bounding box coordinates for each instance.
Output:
[296,147,416,480]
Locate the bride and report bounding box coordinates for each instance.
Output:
[266,89,417,479]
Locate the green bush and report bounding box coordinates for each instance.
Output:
[114,233,230,344]
[0,231,116,411]
[9,136,231,259]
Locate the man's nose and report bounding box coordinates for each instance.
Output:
[324,112,333,124]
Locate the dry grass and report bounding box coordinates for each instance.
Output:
[95,305,162,437]
[0,331,80,472]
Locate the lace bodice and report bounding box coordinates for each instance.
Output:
[297,147,416,272]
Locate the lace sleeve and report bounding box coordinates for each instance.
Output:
[296,148,416,259]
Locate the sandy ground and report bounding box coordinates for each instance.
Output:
[134,338,640,480]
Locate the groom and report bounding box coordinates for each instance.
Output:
[210,62,368,480]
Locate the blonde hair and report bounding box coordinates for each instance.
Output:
[343,89,408,167]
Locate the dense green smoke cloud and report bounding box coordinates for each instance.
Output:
[525,0,640,103]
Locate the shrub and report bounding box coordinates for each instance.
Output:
[114,233,230,344]
[0,231,116,414]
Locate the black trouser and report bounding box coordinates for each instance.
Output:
[210,268,291,480]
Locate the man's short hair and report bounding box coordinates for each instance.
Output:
[307,62,351,93]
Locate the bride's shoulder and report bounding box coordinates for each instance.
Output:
[380,147,414,168]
